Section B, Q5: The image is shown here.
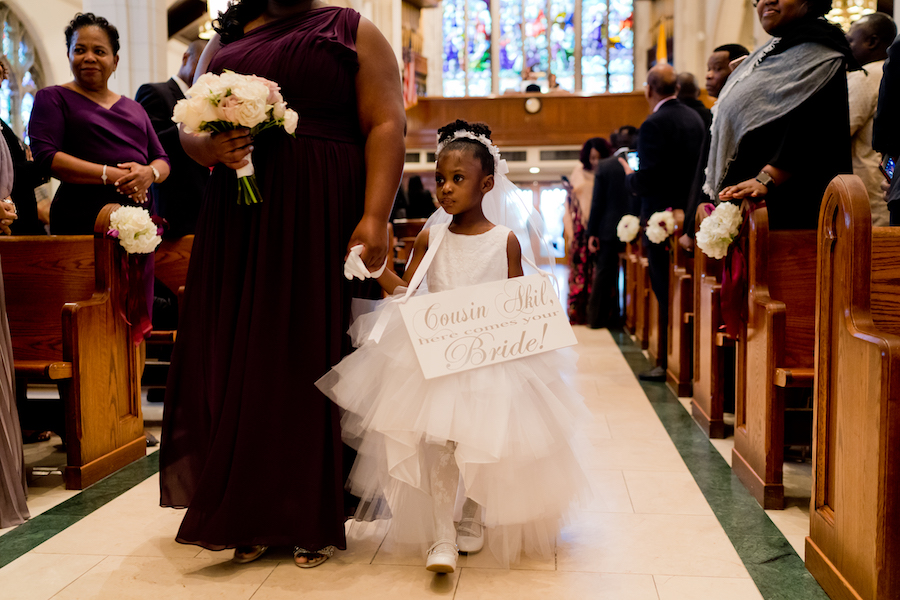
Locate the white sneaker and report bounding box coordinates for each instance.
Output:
[425,539,458,573]
[456,517,484,553]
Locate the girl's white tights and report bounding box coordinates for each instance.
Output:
[427,441,459,542]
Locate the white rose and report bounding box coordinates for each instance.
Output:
[273,102,286,120]
[283,109,299,135]
[646,209,675,243]
[232,95,268,128]
[695,203,742,259]
[109,207,161,255]
[171,98,200,132]
[616,214,640,243]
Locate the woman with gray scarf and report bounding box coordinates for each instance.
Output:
[708,0,857,229]
[0,133,28,529]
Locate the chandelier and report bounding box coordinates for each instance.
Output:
[826,0,877,31]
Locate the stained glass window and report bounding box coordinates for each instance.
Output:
[443,0,633,97]
[0,3,44,143]
[498,0,523,93]
[467,0,492,96]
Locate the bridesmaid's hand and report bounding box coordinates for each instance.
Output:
[210,129,253,170]
[347,215,390,272]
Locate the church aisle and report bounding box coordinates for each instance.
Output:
[0,327,826,599]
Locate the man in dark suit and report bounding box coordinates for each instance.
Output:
[873,33,900,225]
[621,64,706,381]
[676,72,712,131]
[586,126,639,329]
[135,40,208,239]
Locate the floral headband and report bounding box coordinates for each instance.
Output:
[435,130,502,172]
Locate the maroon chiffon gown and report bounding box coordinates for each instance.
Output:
[160,7,371,551]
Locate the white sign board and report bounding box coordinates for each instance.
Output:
[398,274,577,379]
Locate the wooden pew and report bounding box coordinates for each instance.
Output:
[623,239,639,334]
[731,206,817,510]
[634,245,651,349]
[667,209,693,396]
[392,218,428,273]
[691,204,731,438]
[806,175,900,600]
[148,235,194,344]
[0,204,145,489]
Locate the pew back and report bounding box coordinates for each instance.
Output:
[808,175,900,600]
[1,237,94,363]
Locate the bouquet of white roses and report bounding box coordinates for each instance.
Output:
[172,70,299,205]
[645,209,676,244]
[616,215,641,243]
[695,202,742,259]
[107,206,162,254]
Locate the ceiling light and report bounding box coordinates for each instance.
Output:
[529,167,540,174]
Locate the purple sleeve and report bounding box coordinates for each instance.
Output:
[28,87,66,177]
[141,108,169,167]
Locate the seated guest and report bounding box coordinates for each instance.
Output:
[847,13,896,227]
[681,43,750,250]
[404,175,437,219]
[28,12,170,234]
[564,137,612,324]
[712,0,856,230]
[587,126,639,329]
[136,40,209,239]
[873,29,900,224]
[0,60,46,235]
[676,72,712,131]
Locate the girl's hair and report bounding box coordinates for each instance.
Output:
[436,119,495,176]
[579,137,612,170]
[214,0,267,45]
[65,13,120,55]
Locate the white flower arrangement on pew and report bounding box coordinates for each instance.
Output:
[107,206,162,254]
[616,214,641,243]
[172,71,299,205]
[695,202,743,259]
[645,209,676,244]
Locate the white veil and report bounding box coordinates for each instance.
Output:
[413,131,558,294]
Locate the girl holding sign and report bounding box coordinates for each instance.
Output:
[317,120,591,572]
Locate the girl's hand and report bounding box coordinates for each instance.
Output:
[114,163,154,203]
[347,215,389,272]
[210,129,253,170]
[0,197,17,235]
[719,178,767,201]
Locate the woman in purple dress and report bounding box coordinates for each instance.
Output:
[29,13,170,235]
[159,0,405,568]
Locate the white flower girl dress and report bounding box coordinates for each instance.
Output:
[316,222,592,567]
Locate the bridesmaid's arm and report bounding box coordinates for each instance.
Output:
[178,32,253,170]
[49,153,130,186]
[349,16,407,271]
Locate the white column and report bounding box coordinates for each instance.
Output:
[673,0,706,77]
[633,0,652,86]
[83,0,168,97]
[422,6,443,97]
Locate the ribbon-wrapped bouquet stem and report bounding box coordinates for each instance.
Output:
[172,71,299,205]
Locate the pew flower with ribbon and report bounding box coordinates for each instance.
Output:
[695,202,742,259]
[107,206,164,345]
[172,71,299,205]
[645,209,675,244]
[616,214,640,243]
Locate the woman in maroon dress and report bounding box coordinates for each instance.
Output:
[29,13,170,234]
[159,0,405,568]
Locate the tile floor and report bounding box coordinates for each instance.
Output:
[0,327,824,599]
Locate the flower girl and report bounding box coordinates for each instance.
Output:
[317,120,591,572]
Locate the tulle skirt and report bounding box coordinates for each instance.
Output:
[316,295,593,566]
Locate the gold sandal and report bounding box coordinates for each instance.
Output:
[232,545,268,564]
[293,545,336,568]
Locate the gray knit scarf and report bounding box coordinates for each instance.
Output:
[702,38,844,201]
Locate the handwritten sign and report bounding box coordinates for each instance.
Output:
[398,274,577,379]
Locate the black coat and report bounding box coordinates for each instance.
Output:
[135,78,209,238]
[587,156,637,241]
[625,99,707,221]
[1,120,45,235]
[874,34,900,205]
